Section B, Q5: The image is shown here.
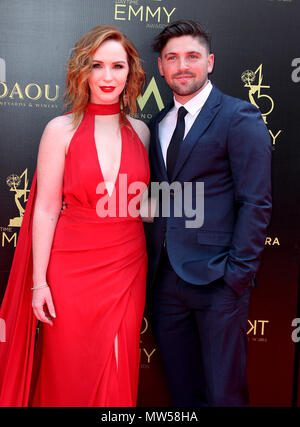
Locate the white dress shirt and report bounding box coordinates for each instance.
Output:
[159,80,213,165]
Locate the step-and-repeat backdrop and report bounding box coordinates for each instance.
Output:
[0,0,299,407]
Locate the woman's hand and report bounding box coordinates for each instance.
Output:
[32,286,56,326]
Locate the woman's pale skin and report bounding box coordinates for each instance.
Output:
[32,39,151,326]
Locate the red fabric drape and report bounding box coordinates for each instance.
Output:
[0,172,37,406]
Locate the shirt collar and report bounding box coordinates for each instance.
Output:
[174,80,213,116]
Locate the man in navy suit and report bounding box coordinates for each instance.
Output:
[148,20,272,407]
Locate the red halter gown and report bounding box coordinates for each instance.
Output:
[0,102,150,406]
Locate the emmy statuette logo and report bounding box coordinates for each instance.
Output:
[241,65,274,124]
[241,64,282,149]
[6,169,30,227]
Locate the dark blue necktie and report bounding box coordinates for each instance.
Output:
[166,106,188,180]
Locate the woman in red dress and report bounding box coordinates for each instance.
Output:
[0,26,150,406]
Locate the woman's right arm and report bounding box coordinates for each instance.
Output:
[31,116,71,326]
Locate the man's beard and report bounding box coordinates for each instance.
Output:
[168,74,207,98]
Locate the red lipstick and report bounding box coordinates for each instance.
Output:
[100,86,115,92]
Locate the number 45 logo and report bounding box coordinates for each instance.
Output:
[241,64,274,124]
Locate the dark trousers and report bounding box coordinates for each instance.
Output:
[150,248,250,407]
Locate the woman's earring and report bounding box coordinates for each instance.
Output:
[122,82,128,107]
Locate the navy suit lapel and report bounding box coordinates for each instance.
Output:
[171,86,222,181]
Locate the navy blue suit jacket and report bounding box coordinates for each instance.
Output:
[148,85,272,296]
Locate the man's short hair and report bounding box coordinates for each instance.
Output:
[152,20,211,54]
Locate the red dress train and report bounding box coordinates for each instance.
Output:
[0,102,150,406]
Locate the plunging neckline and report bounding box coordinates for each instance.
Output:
[91,112,123,198]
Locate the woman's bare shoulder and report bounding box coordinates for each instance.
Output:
[44,113,75,134]
[41,113,80,153]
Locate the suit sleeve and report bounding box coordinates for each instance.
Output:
[223,101,272,295]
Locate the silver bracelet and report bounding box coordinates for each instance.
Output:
[31,283,49,291]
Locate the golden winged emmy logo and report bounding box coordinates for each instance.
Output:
[241,64,274,124]
[6,169,30,227]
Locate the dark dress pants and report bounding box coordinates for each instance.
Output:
[151,248,251,407]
